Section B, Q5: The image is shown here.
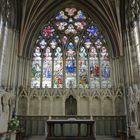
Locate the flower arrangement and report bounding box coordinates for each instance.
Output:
[8,117,20,132]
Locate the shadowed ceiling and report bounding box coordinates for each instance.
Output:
[18,0,125,58]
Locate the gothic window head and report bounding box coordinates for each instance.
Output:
[31,8,111,89]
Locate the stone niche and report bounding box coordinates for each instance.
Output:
[17,88,125,117]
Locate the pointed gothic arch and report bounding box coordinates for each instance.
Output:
[65,95,77,115]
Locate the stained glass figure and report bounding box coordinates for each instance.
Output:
[74,36,79,45]
[31,47,42,88]
[89,47,100,88]
[66,42,76,88]
[54,47,63,88]
[79,47,88,88]
[39,39,47,49]
[100,47,111,88]
[62,36,68,45]
[42,47,52,88]
[85,38,92,49]
[95,39,102,49]
[50,39,57,49]
[42,26,55,38]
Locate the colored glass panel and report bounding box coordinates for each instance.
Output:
[54,47,63,88]
[100,47,111,88]
[31,7,111,89]
[74,10,86,20]
[89,47,100,88]
[56,11,68,19]
[87,26,99,36]
[66,43,76,88]
[79,47,88,88]
[74,21,86,30]
[31,47,41,88]
[42,47,52,88]
[65,8,77,16]
[65,24,77,34]
[42,26,55,38]
[56,22,67,30]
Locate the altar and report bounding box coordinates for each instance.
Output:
[46,119,96,140]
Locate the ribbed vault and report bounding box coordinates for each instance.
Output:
[18,0,123,58]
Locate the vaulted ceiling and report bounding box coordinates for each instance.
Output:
[18,0,126,58]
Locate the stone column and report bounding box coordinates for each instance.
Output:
[89,97,93,119]
[112,97,115,115]
[49,97,53,119]
[101,97,104,115]
[77,97,80,115]
[62,96,65,115]
[38,97,42,115]
[27,97,30,115]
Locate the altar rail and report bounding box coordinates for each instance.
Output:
[18,116,126,138]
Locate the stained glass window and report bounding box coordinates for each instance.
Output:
[31,7,111,88]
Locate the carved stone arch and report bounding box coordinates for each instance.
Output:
[65,95,77,116]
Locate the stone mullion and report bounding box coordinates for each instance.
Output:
[99,56,101,88]
[111,59,116,88]
[20,58,24,86]
[63,46,66,88]
[40,51,44,88]
[28,59,32,87]
[115,58,119,86]
[25,59,29,87]
[52,51,54,88]
[88,50,90,88]
[76,48,79,89]
[23,58,27,86]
